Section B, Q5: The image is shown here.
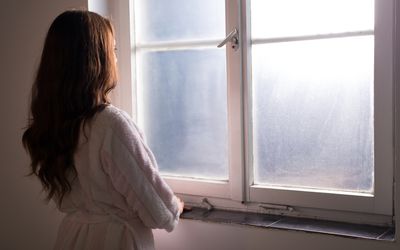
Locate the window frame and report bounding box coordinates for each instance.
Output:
[110,0,396,223]
[244,0,394,216]
[126,0,245,201]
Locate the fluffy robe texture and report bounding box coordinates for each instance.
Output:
[53,105,180,250]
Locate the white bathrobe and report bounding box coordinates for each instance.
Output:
[53,105,180,250]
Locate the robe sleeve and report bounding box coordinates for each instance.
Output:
[100,108,180,232]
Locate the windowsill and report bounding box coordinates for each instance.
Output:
[180,207,395,241]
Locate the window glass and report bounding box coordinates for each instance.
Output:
[134,0,228,180]
[251,0,374,39]
[251,0,374,193]
[137,49,228,180]
[135,0,225,43]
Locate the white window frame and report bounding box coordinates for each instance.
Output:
[98,0,396,225]
[245,0,394,216]
[127,0,245,201]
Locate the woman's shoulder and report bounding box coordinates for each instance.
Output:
[96,104,138,134]
[101,104,131,121]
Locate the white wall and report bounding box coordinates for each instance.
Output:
[0,0,398,250]
[0,1,87,249]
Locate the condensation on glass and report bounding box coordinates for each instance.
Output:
[134,0,228,180]
[251,0,374,193]
[135,0,225,44]
[251,0,374,39]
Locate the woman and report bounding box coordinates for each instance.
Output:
[22,10,183,250]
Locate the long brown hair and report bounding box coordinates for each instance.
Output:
[22,10,118,205]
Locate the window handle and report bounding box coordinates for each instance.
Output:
[217,28,239,51]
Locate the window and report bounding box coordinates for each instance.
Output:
[248,0,394,217]
[125,0,395,223]
[251,0,374,193]
[134,0,228,180]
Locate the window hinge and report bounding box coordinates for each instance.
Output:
[259,203,295,212]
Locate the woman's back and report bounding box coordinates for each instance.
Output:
[54,105,180,250]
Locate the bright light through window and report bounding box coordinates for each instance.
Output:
[251,0,375,193]
[128,0,394,215]
[134,0,228,180]
[251,0,374,39]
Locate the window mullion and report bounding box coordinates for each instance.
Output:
[373,0,394,215]
[240,0,253,203]
[226,0,246,202]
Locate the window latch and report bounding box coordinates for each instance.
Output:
[201,198,214,211]
[217,28,239,51]
[259,203,294,212]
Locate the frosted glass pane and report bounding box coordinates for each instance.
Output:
[252,36,374,192]
[134,0,225,43]
[137,49,228,180]
[251,0,374,39]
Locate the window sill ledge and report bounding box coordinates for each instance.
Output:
[180,207,395,241]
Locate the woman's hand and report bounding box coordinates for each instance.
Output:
[176,196,184,214]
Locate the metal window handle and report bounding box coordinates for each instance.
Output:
[217,28,239,51]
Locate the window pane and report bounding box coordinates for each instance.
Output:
[251,0,374,39]
[137,49,228,180]
[134,0,225,43]
[252,36,374,193]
